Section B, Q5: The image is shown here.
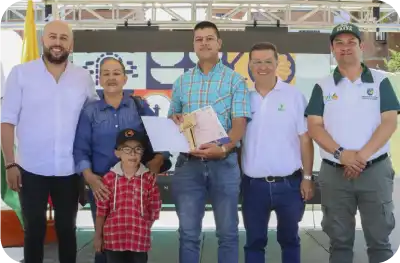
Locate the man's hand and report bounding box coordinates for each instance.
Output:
[170,114,184,125]
[6,166,22,192]
[343,151,368,180]
[190,143,226,159]
[339,150,366,173]
[300,179,314,201]
[85,173,110,202]
[147,154,164,175]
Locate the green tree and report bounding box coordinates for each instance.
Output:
[384,48,400,73]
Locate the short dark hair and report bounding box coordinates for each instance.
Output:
[99,57,126,75]
[194,21,220,39]
[249,42,279,61]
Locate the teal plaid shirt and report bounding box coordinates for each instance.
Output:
[168,60,251,131]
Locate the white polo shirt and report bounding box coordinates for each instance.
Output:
[305,64,400,163]
[241,79,308,178]
[1,58,99,176]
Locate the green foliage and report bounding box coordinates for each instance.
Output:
[384,48,400,73]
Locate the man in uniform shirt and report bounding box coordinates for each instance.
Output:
[168,21,251,263]
[305,23,399,263]
[241,42,314,263]
[1,20,98,263]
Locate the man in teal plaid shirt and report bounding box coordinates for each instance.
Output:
[168,21,251,263]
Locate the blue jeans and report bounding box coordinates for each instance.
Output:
[241,172,305,263]
[88,189,107,263]
[171,153,241,263]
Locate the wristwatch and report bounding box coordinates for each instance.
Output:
[303,175,313,181]
[333,147,344,160]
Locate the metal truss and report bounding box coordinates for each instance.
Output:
[1,0,399,31]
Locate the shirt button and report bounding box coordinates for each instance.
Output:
[114,114,117,117]
[115,125,118,128]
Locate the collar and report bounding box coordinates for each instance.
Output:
[110,162,149,178]
[253,77,283,94]
[333,63,374,85]
[99,91,132,111]
[194,59,224,75]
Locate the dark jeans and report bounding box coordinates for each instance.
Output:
[88,189,107,263]
[241,173,305,263]
[105,250,148,263]
[19,168,80,263]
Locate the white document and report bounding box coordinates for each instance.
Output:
[141,106,228,153]
[141,116,191,153]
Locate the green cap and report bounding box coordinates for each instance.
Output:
[330,23,361,42]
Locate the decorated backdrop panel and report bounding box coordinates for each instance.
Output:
[72,52,332,174]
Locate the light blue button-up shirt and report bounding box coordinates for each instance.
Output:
[168,60,251,132]
[1,58,98,176]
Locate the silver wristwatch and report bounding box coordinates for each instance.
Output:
[303,175,312,181]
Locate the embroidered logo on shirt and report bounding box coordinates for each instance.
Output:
[362,88,378,100]
[278,104,285,111]
[325,92,338,102]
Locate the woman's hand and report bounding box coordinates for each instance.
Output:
[94,234,103,252]
[85,173,110,201]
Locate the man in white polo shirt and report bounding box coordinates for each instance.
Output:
[1,20,98,263]
[306,23,399,263]
[241,42,315,263]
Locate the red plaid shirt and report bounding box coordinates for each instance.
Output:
[96,163,161,252]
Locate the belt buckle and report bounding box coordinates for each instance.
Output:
[266,176,275,182]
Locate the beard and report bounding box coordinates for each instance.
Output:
[43,45,70,64]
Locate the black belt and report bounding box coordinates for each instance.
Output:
[322,153,388,169]
[247,169,302,183]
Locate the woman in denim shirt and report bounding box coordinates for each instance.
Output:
[73,57,169,263]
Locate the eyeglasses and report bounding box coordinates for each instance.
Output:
[119,146,144,155]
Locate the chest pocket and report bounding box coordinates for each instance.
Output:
[92,110,112,130]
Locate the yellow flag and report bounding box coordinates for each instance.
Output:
[21,0,39,63]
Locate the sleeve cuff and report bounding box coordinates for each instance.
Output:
[1,117,18,126]
[76,160,92,174]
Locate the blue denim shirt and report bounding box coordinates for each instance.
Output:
[73,92,169,176]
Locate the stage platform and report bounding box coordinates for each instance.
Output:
[4,205,400,263]
[5,228,399,263]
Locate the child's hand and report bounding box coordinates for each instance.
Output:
[94,235,103,252]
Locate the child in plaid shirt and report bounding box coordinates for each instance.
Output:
[94,128,161,263]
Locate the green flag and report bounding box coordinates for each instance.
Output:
[1,151,24,226]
